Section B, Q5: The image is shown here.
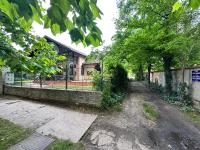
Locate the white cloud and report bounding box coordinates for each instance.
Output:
[31,0,118,55]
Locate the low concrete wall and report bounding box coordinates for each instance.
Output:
[151,67,200,109]
[0,72,3,95]
[4,86,102,106]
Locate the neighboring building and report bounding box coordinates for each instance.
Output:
[81,61,101,80]
[45,36,100,81]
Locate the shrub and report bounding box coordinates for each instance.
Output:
[164,82,193,107]
[92,71,103,91]
[149,80,164,94]
[100,79,127,110]
[109,64,128,93]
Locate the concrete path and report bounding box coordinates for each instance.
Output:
[0,96,97,149]
[82,82,200,150]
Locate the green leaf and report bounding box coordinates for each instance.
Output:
[172,1,182,12]
[189,0,200,9]
[30,4,42,24]
[18,17,33,32]
[51,0,70,14]
[85,33,101,47]
[0,0,15,21]
[69,28,84,42]
[90,2,102,18]
[51,23,60,35]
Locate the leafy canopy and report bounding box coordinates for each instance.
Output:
[0,0,102,46]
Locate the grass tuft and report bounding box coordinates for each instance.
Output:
[143,103,159,121]
[183,110,200,128]
[0,118,31,150]
[47,140,85,150]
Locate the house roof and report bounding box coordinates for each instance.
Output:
[44,36,87,57]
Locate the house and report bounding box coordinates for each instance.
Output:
[45,36,100,81]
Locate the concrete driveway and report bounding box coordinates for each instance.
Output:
[0,96,97,143]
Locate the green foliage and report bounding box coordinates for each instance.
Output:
[135,64,145,81]
[109,64,128,93]
[164,82,193,107]
[100,79,126,110]
[149,81,165,94]
[111,0,200,93]
[92,71,103,91]
[143,103,159,121]
[0,118,31,150]
[173,0,200,11]
[48,140,84,150]
[101,79,113,109]
[0,0,102,46]
[150,81,193,107]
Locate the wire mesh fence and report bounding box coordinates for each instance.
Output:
[5,72,99,91]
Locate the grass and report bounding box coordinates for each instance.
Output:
[143,103,159,121]
[47,140,84,150]
[182,109,200,128]
[0,118,31,150]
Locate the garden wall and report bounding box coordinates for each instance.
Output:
[151,67,200,109]
[4,86,102,107]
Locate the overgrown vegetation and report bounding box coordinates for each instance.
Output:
[0,118,31,150]
[184,109,200,128]
[47,140,84,150]
[149,81,193,107]
[92,64,128,110]
[149,80,200,128]
[143,103,159,121]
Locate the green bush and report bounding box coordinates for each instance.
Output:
[109,64,128,93]
[149,80,164,94]
[164,82,193,107]
[150,81,193,107]
[92,71,103,91]
[100,79,126,110]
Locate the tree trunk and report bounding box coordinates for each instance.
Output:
[182,66,185,83]
[163,55,173,94]
[148,63,152,84]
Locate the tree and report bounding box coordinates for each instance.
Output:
[0,0,102,46]
[111,0,200,93]
[173,0,200,12]
[0,0,102,74]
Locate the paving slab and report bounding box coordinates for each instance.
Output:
[0,96,97,143]
[9,133,54,150]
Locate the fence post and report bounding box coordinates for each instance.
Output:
[21,72,23,87]
[65,64,68,90]
[39,75,42,88]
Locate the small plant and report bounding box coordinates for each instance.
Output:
[143,103,159,121]
[149,80,164,94]
[100,79,127,110]
[92,71,103,91]
[164,82,193,107]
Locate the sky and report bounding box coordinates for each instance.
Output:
[31,0,119,55]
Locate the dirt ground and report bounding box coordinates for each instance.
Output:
[82,82,200,150]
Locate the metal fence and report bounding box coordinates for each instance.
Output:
[4,72,98,91]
